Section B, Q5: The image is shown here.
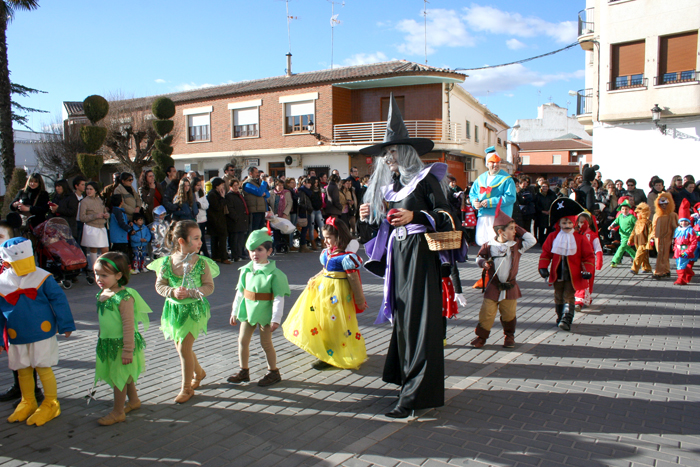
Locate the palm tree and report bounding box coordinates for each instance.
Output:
[0,0,39,187]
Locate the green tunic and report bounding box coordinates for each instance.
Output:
[94,288,152,390]
[148,255,220,342]
[236,261,290,326]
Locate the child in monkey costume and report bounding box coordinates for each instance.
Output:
[650,192,678,279]
[630,202,653,275]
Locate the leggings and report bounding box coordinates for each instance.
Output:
[238,321,277,370]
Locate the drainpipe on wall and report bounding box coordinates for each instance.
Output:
[445,83,454,140]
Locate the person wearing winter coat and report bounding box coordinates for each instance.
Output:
[225,180,250,262]
[108,194,131,256]
[138,169,163,225]
[324,174,343,218]
[192,177,209,257]
[296,178,314,252]
[10,173,50,227]
[171,178,199,221]
[206,178,229,263]
[113,173,142,221]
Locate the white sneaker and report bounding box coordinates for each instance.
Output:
[131,268,139,275]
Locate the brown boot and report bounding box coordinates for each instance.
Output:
[470,325,490,348]
[299,245,312,253]
[227,368,250,383]
[501,317,516,348]
[258,369,281,387]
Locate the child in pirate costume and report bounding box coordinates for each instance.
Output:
[629,202,653,275]
[471,200,536,349]
[650,192,678,279]
[673,199,697,285]
[539,199,595,332]
[0,238,75,426]
[609,200,636,268]
[228,228,290,387]
[574,212,603,311]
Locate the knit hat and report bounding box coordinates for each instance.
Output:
[485,146,501,163]
[245,228,273,251]
[679,199,691,223]
[0,237,36,276]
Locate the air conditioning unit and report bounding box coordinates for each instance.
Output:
[284,155,301,168]
[184,163,198,172]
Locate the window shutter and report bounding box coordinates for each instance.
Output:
[234,107,258,126]
[286,101,314,117]
[188,114,210,127]
[612,40,645,77]
[660,31,698,75]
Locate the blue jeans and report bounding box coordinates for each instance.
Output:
[309,210,324,243]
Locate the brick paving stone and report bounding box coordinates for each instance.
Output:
[0,247,699,466]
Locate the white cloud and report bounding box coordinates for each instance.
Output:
[506,38,526,50]
[173,82,216,92]
[463,5,577,44]
[343,52,388,66]
[462,64,584,96]
[154,78,166,84]
[396,8,475,56]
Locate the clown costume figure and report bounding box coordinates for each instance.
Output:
[673,199,697,285]
[0,238,75,426]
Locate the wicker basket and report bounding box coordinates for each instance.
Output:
[424,213,462,251]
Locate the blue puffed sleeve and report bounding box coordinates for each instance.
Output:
[341,253,362,271]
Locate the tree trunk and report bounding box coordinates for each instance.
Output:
[0,14,14,188]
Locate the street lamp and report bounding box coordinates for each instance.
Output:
[651,104,666,134]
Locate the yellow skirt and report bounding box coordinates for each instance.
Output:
[283,270,367,369]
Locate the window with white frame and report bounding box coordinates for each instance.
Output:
[184,106,212,142]
[520,155,530,165]
[285,101,314,134]
[280,92,318,135]
[552,154,561,165]
[229,100,261,138]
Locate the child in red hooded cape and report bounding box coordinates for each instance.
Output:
[538,198,595,331]
[575,211,603,311]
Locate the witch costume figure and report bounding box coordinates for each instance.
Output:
[358,94,458,419]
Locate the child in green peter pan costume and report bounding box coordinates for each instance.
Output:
[228,228,290,387]
[610,199,637,267]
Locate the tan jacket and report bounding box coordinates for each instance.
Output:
[79,196,107,228]
[114,184,142,221]
[242,178,267,214]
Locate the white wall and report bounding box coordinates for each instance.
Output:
[592,116,700,186]
[511,103,592,142]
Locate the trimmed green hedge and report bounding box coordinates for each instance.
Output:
[152,97,176,120]
[1,168,28,217]
[83,95,109,125]
[152,149,174,171]
[77,153,104,181]
[80,126,108,153]
[153,119,174,137]
[154,138,174,155]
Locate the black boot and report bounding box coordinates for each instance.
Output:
[558,304,575,331]
[0,370,21,402]
[555,304,564,326]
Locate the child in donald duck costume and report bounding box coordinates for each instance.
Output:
[0,237,75,426]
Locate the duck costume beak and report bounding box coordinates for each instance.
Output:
[0,237,36,276]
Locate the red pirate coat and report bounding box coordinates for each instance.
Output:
[539,230,595,291]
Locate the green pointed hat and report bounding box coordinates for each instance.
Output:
[617,199,632,211]
[246,228,273,251]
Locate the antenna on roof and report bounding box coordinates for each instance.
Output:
[283,0,300,76]
[328,0,344,69]
[423,0,429,64]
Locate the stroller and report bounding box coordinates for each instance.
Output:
[33,217,88,289]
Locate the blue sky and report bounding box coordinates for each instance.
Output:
[8,0,585,132]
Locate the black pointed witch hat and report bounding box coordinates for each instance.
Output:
[359,93,434,156]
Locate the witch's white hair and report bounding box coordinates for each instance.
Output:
[363,144,449,224]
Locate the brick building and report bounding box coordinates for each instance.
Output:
[516,138,593,185]
[64,60,510,188]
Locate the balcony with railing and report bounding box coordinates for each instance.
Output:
[577,8,594,51]
[654,70,699,86]
[333,120,463,145]
[575,89,593,115]
[607,75,648,91]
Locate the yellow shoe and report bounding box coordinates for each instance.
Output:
[26,399,60,426]
[7,399,38,423]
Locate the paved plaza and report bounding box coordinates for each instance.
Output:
[0,244,698,467]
